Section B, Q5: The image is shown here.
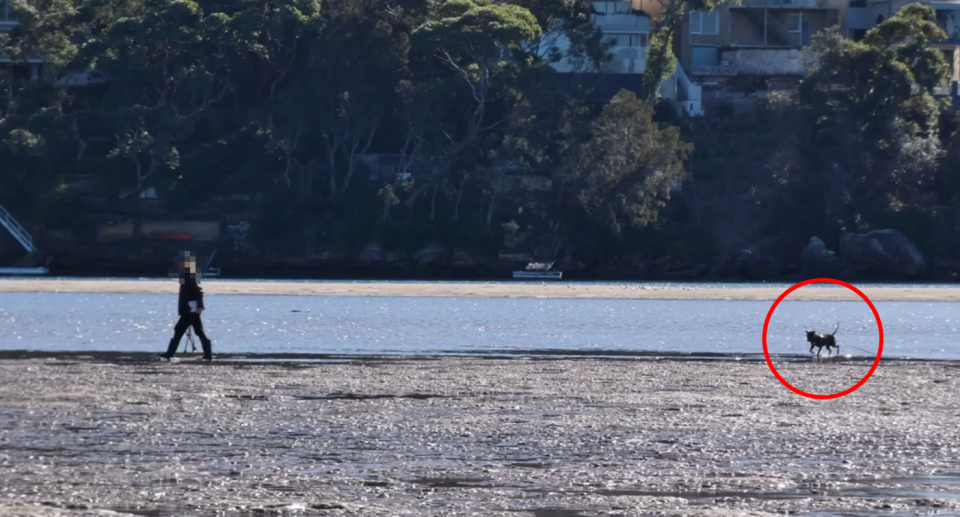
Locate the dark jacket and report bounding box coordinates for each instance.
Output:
[178,275,205,316]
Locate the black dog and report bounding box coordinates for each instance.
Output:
[806,322,840,357]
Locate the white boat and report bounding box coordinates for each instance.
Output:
[512,270,563,280]
[512,260,563,280]
[0,267,49,276]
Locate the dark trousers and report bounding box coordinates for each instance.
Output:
[165,313,212,357]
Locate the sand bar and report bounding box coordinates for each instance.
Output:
[0,355,957,516]
[1,278,960,301]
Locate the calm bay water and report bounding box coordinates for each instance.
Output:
[0,289,957,360]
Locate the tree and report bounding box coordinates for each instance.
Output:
[225,0,323,131]
[0,0,82,220]
[510,0,605,70]
[74,0,231,231]
[314,1,410,204]
[570,89,691,234]
[403,0,542,219]
[642,0,714,104]
[798,3,949,234]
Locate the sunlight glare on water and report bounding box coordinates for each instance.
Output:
[0,292,956,359]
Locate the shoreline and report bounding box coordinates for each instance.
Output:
[0,349,930,364]
[1,357,958,516]
[2,278,960,300]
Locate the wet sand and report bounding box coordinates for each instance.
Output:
[0,354,958,516]
[2,278,960,301]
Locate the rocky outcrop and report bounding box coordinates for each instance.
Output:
[449,250,479,267]
[359,243,384,263]
[801,236,841,276]
[839,229,928,278]
[414,243,449,267]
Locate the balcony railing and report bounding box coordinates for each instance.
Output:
[591,13,651,31]
[690,64,737,76]
[734,0,839,9]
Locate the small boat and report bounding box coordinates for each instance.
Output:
[0,266,49,276]
[513,270,563,280]
[512,261,563,280]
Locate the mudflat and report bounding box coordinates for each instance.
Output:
[1,278,960,301]
[0,354,957,516]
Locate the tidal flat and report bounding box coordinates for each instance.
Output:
[0,354,958,516]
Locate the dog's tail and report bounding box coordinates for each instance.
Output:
[830,321,840,336]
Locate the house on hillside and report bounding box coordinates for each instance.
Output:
[845,0,960,100]
[676,0,841,111]
[551,1,655,75]
[674,0,960,111]
[541,0,704,116]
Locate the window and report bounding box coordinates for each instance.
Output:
[852,29,867,41]
[849,0,866,6]
[788,13,811,46]
[594,1,631,14]
[690,11,719,35]
[604,33,650,47]
[1,0,10,21]
[787,13,801,32]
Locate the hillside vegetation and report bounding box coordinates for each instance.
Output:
[2,0,959,279]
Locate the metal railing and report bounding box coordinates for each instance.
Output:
[736,0,838,8]
[0,202,36,253]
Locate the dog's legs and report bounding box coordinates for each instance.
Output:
[816,347,822,358]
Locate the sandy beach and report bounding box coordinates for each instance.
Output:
[2,278,960,301]
[0,354,958,516]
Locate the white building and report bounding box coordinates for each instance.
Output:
[540,0,704,116]
[548,1,654,74]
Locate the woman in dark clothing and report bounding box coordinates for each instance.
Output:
[159,254,213,361]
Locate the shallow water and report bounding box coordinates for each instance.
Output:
[0,292,956,360]
[7,276,960,288]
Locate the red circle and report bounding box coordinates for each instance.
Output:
[762,278,884,400]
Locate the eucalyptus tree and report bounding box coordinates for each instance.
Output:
[570,89,691,235]
[798,3,950,233]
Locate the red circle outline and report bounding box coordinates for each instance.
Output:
[762,278,884,400]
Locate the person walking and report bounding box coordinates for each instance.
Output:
[159,253,213,361]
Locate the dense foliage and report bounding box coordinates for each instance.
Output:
[2,0,960,273]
